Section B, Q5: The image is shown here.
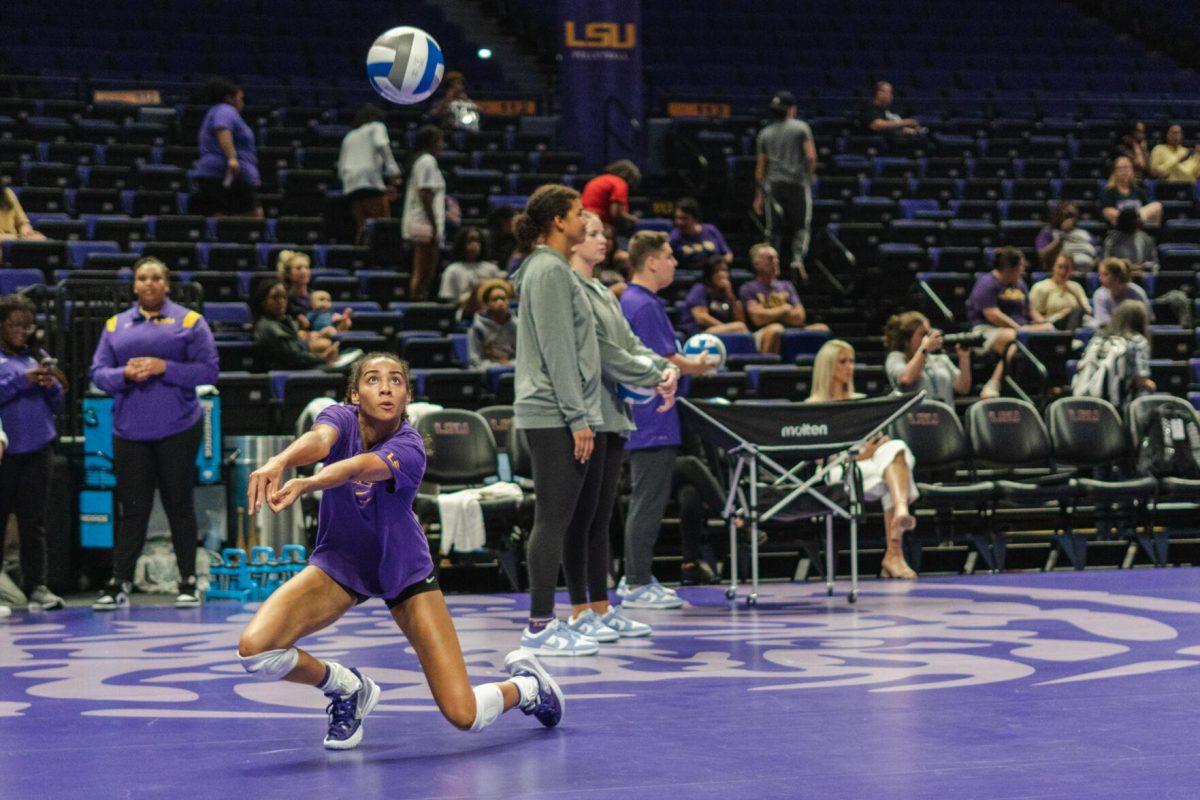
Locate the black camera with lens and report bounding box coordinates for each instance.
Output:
[942,332,985,348]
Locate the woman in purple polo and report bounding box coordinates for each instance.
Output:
[89,257,219,610]
[0,294,66,610]
[235,353,563,751]
[191,77,262,218]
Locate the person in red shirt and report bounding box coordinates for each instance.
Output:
[581,160,641,233]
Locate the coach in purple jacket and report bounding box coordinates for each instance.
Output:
[88,257,219,610]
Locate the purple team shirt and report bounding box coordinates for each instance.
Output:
[0,347,62,454]
[195,102,261,186]
[620,283,681,451]
[309,404,434,598]
[89,300,219,441]
[669,224,731,271]
[738,278,801,312]
[967,272,1030,327]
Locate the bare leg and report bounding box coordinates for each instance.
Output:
[588,600,610,615]
[237,565,357,685]
[409,242,439,300]
[391,590,520,731]
[880,453,917,579]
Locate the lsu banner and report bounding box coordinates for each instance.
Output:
[558,0,643,170]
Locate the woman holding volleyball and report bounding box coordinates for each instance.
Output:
[236,353,563,750]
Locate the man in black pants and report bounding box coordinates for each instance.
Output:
[753,91,817,280]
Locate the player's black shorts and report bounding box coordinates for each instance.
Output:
[334,570,441,609]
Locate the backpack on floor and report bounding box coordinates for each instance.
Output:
[1137,404,1200,479]
[1071,334,1131,406]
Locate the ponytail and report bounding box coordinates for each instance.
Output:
[514,184,579,253]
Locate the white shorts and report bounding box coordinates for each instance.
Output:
[829,439,919,511]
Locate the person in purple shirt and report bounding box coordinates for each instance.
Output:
[619,231,712,608]
[738,243,830,354]
[681,257,751,338]
[669,197,732,272]
[0,294,66,610]
[192,77,262,218]
[89,257,220,611]
[236,353,563,750]
[966,246,1054,398]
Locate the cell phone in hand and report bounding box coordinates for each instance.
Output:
[40,356,58,370]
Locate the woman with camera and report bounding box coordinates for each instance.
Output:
[883,311,973,405]
[0,294,66,610]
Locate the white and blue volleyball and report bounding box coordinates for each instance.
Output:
[683,333,727,371]
[366,26,445,105]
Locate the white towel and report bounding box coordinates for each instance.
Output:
[434,482,523,555]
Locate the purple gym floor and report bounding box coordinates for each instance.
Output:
[4,570,1200,800]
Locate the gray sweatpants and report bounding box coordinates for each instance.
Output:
[623,446,678,586]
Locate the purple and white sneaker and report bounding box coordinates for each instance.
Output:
[600,606,652,637]
[323,668,380,750]
[566,609,619,643]
[504,649,564,728]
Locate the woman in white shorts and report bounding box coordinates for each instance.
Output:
[808,339,920,579]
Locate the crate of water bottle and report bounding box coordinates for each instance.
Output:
[207,545,307,602]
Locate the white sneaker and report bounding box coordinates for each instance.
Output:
[92,580,130,611]
[27,585,64,611]
[519,619,599,657]
[600,606,652,637]
[565,609,619,643]
[621,582,685,610]
[175,577,201,608]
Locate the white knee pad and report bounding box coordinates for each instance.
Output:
[238,647,299,681]
[469,683,505,732]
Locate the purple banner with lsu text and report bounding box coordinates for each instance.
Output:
[557,0,643,171]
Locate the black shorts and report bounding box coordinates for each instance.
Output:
[335,569,441,609]
[192,176,259,216]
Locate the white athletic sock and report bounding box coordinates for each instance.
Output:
[318,660,362,699]
[510,674,539,710]
[469,683,505,732]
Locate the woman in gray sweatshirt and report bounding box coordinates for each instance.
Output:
[511,184,607,656]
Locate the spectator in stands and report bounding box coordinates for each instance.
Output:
[438,226,504,314]
[305,291,350,336]
[402,126,447,301]
[596,225,630,296]
[808,339,919,580]
[1035,201,1095,272]
[1029,254,1092,329]
[252,279,341,370]
[89,257,219,610]
[1150,124,1200,182]
[682,257,751,339]
[883,311,972,405]
[859,81,922,136]
[670,197,732,271]
[0,294,65,610]
[0,187,46,243]
[192,78,262,218]
[1115,121,1151,180]
[1092,257,1152,325]
[429,71,480,132]
[1099,155,1162,228]
[467,279,516,368]
[581,160,641,233]
[1073,300,1155,408]
[754,91,816,276]
[277,250,347,360]
[486,206,519,273]
[1103,208,1158,274]
[966,247,1053,399]
[338,104,402,240]
[619,230,713,610]
[738,243,830,354]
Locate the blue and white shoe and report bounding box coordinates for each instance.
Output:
[504,649,564,728]
[621,582,685,610]
[600,606,652,637]
[519,619,599,657]
[566,609,619,643]
[323,668,380,750]
[649,576,680,598]
[617,575,680,599]
[616,576,630,599]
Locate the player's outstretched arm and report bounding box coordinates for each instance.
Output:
[248,424,339,513]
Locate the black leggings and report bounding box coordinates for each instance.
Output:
[562,432,625,607]
[672,455,725,564]
[112,421,203,583]
[0,446,52,592]
[523,427,607,618]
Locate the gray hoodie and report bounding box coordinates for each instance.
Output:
[512,246,604,432]
[581,277,669,434]
[467,311,516,368]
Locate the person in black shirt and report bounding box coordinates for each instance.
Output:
[859,82,924,136]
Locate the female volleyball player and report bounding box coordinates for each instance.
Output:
[236,353,563,750]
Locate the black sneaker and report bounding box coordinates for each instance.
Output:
[92,579,130,611]
[680,561,719,586]
[175,576,201,608]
